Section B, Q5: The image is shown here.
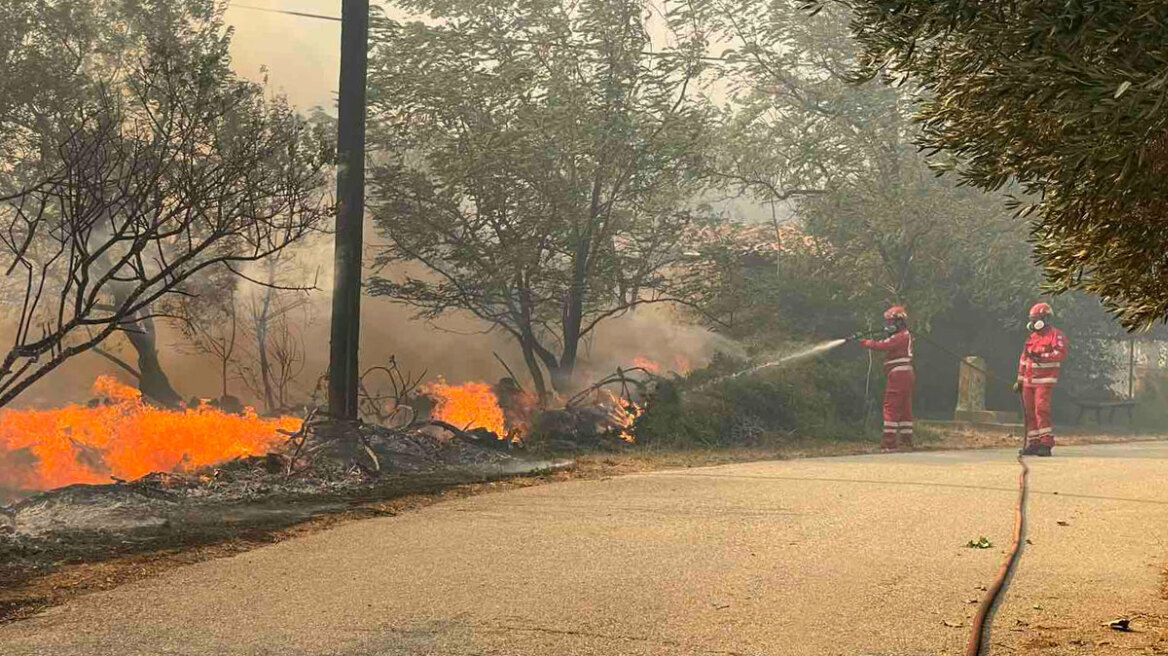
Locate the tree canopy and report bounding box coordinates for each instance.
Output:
[812,0,1168,329]
[365,0,720,398]
[676,0,1142,415]
[0,0,332,406]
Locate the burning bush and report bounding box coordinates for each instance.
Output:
[528,388,643,449]
[421,380,508,438]
[412,373,643,448]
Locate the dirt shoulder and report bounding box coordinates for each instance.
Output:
[1,427,1163,626]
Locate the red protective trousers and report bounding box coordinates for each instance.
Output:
[1022,385,1055,448]
[882,368,915,449]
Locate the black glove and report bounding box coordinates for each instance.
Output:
[1012,381,1022,393]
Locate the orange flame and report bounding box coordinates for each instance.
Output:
[632,357,661,374]
[595,389,642,444]
[422,379,507,438]
[0,376,300,492]
[632,356,693,376]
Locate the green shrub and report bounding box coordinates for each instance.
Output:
[635,356,872,447]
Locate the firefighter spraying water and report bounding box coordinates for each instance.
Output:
[1013,302,1068,457]
[850,306,915,452]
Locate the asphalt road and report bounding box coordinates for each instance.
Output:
[4,442,1168,655]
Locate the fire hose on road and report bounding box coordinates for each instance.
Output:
[912,333,1032,656]
[965,452,1029,655]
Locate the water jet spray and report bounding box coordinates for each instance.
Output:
[689,339,849,393]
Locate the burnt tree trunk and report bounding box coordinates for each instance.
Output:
[254,287,277,413]
[555,184,601,393]
[110,282,182,407]
[519,334,549,405]
[221,360,228,398]
[515,275,550,404]
[121,313,183,407]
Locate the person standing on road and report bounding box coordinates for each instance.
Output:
[858,306,915,452]
[1013,302,1068,457]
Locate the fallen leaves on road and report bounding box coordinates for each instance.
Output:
[966,536,994,549]
[1057,520,1070,526]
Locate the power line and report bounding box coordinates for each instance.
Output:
[228,2,729,62]
[231,3,341,22]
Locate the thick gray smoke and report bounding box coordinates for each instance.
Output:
[4,235,731,409]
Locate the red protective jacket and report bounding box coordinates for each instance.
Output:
[1017,326,1068,387]
[861,330,914,375]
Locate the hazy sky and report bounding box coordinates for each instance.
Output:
[224,1,346,111]
[220,0,708,112]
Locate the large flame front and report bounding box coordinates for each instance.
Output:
[422,380,507,437]
[0,376,300,492]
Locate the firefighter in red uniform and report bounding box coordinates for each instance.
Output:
[857,306,915,451]
[1013,302,1068,457]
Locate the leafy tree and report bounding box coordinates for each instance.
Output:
[0,0,332,407]
[699,1,1024,328]
[365,0,720,398]
[692,1,1136,417]
[814,0,1168,329]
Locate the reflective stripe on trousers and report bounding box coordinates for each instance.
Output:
[882,368,915,448]
[1023,385,1055,447]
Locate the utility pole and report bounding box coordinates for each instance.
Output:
[328,0,370,421]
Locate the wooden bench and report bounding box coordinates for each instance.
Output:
[1072,400,1137,426]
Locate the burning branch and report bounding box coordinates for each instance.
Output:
[281,407,323,476]
[492,351,526,393]
[91,347,143,381]
[423,419,511,450]
[566,367,658,409]
[358,356,427,427]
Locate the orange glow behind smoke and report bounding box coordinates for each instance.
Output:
[632,356,693,376]
[0,376,300,492]
[423,380,507,437]
[632,357,660,374]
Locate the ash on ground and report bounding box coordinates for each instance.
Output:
[0,420,569,581]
